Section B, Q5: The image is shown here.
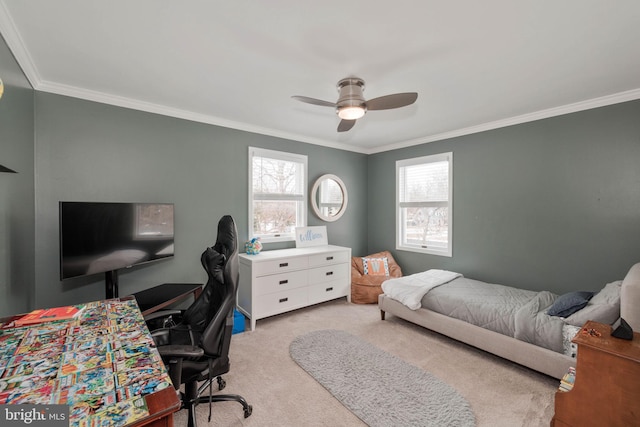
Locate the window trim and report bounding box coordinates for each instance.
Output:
[248,147,308,243]
[396,152,453,257]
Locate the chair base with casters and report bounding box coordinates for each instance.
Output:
[153,312,253,426]
[184,371,253,423]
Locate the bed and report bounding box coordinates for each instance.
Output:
[378,262,640,379]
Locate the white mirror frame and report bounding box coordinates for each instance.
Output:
[310,174,348,222]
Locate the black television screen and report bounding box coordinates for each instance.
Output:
[60,202,174,281]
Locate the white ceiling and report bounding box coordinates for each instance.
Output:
[1,1,639,154]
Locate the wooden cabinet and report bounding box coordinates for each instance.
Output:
[237,245,351,330]
[551,321,640,427]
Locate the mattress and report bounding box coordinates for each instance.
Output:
[386,274,567,353]
[421,277,537,337]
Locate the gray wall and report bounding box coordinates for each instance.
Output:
[33,93,368,309]
[0,34,35,316]
[3,29,640,313]
[368,100,640,294]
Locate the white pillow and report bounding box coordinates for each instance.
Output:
[563,280,622,327]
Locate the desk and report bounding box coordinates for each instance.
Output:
[0,298,180,427]
[132,283,202,316]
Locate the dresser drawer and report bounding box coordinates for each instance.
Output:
[308,263,349,285]
[253,256,308,277]
[308,250,350,267]
[308,280,350,305]
[254,270,307,296]
[254,287,307,317]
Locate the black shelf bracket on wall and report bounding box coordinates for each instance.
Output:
[0,164,17,173]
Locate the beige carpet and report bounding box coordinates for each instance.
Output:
[173,298,558,427]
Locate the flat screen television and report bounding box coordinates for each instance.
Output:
[59,201,174,299]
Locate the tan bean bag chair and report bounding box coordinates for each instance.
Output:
[351,250,403,304]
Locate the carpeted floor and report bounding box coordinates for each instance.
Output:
[173,298,558,426]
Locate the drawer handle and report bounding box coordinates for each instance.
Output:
[279,280,288,285]
[279,297,288,303]
[279,262,289,268]
[326,256,334,260]
[326,287,334,292]
[325,271,334,276]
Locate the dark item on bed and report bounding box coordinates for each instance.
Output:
[611,317,634,340]
[563,280,622,327]
[351,251,402,304]
[547,291,594,317]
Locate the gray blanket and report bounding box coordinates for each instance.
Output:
[421,277,565,353]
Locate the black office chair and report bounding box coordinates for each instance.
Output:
[147,215,252,426]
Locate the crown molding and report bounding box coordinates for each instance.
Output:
[367,88,640,154]
[36,80,640,156]
[0,1,41,87]
[34,79,368,154]
[34,78,640,156]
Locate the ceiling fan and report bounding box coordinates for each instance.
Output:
[292,77,418,132]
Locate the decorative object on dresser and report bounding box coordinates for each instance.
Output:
[351,250,403,304]
[551,321,640,427]
[294,225,328,247]
[237,245,351,330]
[244,237,263,255]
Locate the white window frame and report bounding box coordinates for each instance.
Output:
[396,152,453,257]
[248,147,308,243]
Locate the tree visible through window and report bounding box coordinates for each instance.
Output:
[396,152,452,256]
[249,147,307,242]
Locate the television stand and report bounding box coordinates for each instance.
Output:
[105,270,119,299]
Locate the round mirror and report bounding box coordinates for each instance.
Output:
[311,174,348,222]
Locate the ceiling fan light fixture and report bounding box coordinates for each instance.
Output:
[337,105,366,120]
[292,76,417,132]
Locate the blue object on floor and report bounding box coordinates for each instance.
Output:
[233,309,245,334]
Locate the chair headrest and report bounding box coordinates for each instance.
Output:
[214,215,237,258]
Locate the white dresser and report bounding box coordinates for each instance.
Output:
[237,245,351,330]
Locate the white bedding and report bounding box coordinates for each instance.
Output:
[381,269,462,310]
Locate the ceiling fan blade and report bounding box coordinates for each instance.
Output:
[292,96,336,107]
[366,92,418,110]
[337,119,356,132]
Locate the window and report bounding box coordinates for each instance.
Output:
[396,152,452,256]
[249,147,307,242]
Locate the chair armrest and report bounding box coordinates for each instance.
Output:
[144,309,183,322]
[157,345,204,359]
[150,328,170,346]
